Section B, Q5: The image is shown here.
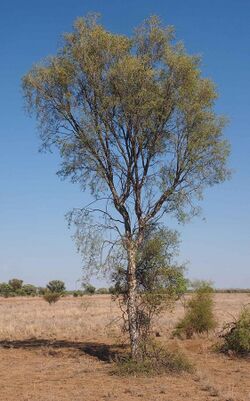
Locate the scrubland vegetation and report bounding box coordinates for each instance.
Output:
[0,293,249,401]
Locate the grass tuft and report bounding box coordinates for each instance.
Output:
[114,340,193,376]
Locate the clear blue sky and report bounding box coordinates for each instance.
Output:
[0,0,249,289]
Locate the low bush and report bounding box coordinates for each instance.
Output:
[73,290,84,297]
[96,287,109,294]
[219,306,250,356]
[37,287,47,295]
[115,340,193,376]
[22,284,37,296]
[83,284,96,295]
[43,292,61,305]
[173,282,216,339]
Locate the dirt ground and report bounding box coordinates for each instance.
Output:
[0,294,249,401]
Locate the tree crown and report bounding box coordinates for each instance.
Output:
[23,15,230,249]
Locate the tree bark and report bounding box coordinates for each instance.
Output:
[126,241,139,359]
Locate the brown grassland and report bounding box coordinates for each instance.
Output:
[0,293,249,401]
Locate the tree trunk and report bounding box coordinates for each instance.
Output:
[126,241,139,359]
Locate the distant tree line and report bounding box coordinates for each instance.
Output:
[0,279,38,297]
[0,278,249,298]
[214,288,250,293]
[0,278,117,298]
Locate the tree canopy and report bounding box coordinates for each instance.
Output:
[23,15,230,236]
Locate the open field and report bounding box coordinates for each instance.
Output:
[0,294,249,401]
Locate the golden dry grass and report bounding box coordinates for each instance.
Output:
[0,293,249,401]
[0,293,248,341]
[0,295,120,342]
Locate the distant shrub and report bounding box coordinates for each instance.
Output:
[0,283,14,297]
[173,282,216,339]
[46,280,66,294]
[108,286,117,295]
[22,284,37,296]
[15,288,26,296]
[96,287,109,294]
[72,290,84,297]
[8,278,23,291]
[215,288,250,293]
[83,284,96,295]
[115,340,193,376]
[43,292,61,304]
[37,287,47,296]
[219,306,250,356]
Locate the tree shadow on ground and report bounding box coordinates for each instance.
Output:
[0,339,126,362]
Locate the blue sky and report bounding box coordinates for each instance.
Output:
[0,0,249,289]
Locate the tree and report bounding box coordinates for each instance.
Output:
[8,278,23,291]
[46,280,66,294]
[23,15,230,358]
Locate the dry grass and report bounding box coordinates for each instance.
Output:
[0,293,249,401]
[0,295,120,342]
[0,293,248,341]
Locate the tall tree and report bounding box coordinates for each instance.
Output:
[23,15,230,358]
